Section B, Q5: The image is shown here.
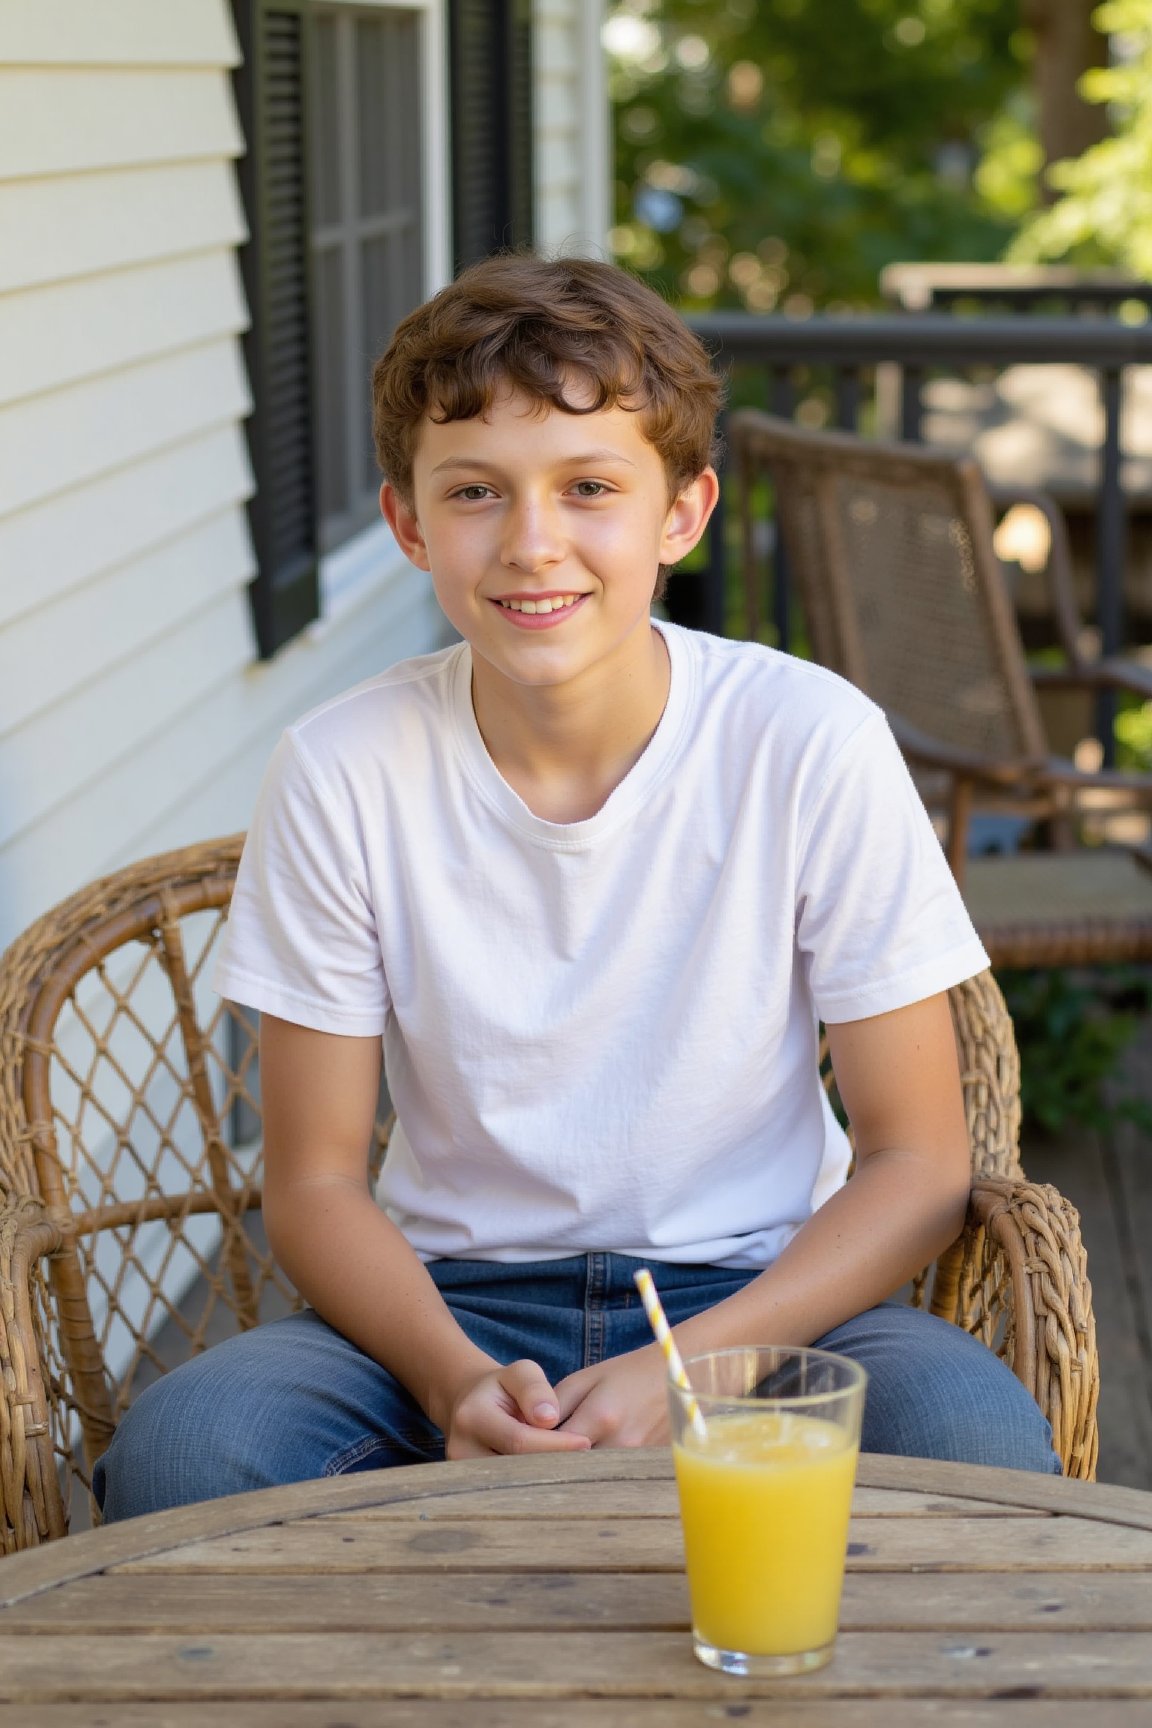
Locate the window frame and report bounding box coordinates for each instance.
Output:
[231,0,451,657]
[315,0,451,622]
[312,3,431,556]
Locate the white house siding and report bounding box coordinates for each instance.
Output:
[0,0,443,953]
[533,0,610,256]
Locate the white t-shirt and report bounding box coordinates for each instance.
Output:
[213,621,988,1269]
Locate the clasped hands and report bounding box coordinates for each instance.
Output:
[440,1345,672,1459]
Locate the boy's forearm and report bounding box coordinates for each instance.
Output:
[672,1148,970,1359]
[263,1178,493,1430]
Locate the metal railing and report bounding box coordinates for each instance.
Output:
[879,262,1152,318]
[685,310,1152,755]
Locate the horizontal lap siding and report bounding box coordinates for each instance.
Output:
[0,69,244,178]
[0,341,254,518]
[0,252,251,408]
[0,162,247,292]
[0,426,254,630]
[0,0,443,954]
[532,0,607,254]
[0,567,444,942]
[0,0,239,63]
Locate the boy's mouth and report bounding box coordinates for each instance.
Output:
[490,592,589,628]
[495,594,582,614]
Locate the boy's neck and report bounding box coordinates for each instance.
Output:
[469,621,671,824]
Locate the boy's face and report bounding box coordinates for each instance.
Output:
[380,386,717,703]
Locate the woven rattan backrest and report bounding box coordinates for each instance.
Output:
[0,836,389,1521]
[731,410,1049,764]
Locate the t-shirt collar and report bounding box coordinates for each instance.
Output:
[449,618,695,844]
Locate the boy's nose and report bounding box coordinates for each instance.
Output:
[500,500,564,572]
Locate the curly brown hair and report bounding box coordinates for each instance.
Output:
[372,252,724,508]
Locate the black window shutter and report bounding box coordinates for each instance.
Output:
[232,0,320,659]
[449,0,534,271]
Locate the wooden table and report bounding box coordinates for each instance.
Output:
[2,1449,1151,1724]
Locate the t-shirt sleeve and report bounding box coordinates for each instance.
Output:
[795,709,989,1023]
[212,730,390,1036]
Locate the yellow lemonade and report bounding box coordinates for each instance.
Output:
[673,1410,859,1657]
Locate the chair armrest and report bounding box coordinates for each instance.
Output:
[1031,657,1152,701]
[0,1194,69,1551]
[930,1177,1098,1481]
[892,712,1152,804]
[885,715,1046,789]
[1026,753,1152,802]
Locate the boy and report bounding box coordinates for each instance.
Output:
[96,255,1056,1517]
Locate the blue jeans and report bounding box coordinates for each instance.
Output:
[94,1253,1059,1521]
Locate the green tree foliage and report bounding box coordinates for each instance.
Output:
[1000,965,1152,1134]
[1010,0,1152,274]
[608,0,1032,310]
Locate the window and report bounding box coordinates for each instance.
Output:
[232,0,532,657]
[231,0,433,656]
[312,7,425,552]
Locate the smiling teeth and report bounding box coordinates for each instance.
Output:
[499,595,579,613]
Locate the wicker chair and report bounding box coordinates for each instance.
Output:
[730,409,1152,971]
[0,838,1099,1553]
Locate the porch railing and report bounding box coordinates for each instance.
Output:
[686,311,1152,756]
[879,262,1152,318]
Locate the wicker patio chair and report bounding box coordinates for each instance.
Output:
[0,838,1099,1553]
[730,409,1152,971]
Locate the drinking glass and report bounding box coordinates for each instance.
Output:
[669,1345,867,1676]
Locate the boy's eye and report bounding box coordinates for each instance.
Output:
[571,480,609,497]
[454,484,494,501]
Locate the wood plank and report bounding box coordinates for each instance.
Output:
[109,1514,1152,1574]
[0,160,245,295]
[0,68,242,178]
[3,1570,1150,1636]
[0,1454,672,1606]
[854,1453,1152,1527]
[1107,1034,1152,1388]
[338,1481,1046,1521]
[0,1629,1148,1701]
[1023,1127,1152,1491]
[336,1481,686,1519]
[12,1702,1152,1728]
[0,1453,1143,1610]
[0,0,239,65]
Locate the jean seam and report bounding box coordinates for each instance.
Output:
[324,1430,443,1476]
[584,1252,606,1366]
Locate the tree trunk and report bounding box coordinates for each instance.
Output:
[1022,0,1109,196]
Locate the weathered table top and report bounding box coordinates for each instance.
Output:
[1,1449,1151,1724]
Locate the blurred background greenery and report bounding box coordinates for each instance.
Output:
[605,0,1152,311]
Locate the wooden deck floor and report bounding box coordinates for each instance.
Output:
[1024,1108,1152,1491]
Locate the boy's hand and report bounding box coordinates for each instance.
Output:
[441,1359,595,1459]
[552,1345,670,1449]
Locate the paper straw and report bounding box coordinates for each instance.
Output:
[633,1267,707,1440]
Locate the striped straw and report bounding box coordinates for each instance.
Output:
[633,1267,707,1440]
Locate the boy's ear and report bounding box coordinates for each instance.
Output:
[380,482,431,571]
[658,468,721,566]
